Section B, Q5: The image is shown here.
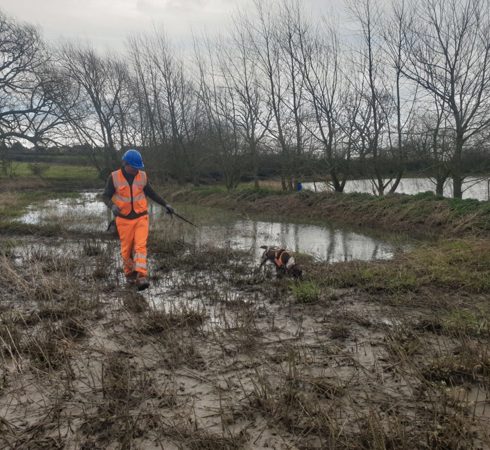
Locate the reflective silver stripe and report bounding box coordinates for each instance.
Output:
[133,193,146,202]
[134,253,146,260]
[114,194,132,203]
[137,171,147,186]
[134,262,147,269]
[111,172,120,188]
[112,171,129,189]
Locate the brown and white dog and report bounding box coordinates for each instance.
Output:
[259,246,303,279]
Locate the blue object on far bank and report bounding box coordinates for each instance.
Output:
[122,149,144,169]
[297,182,303,192]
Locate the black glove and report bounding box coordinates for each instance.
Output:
[165,204,174,215]
[111,204,121,217]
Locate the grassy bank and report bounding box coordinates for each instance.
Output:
[311,238,490,293]
[169,187,490,237]
[0,162,102,191]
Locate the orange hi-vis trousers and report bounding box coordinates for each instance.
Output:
[115,215,149,277]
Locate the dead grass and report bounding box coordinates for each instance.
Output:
[0,319,22,359]
[159,422,249,450]
[122,291,149,313]
[307,239,490,296]
[423,341,490,386]
[102,352,155,413]
[141,306,206,334]
[219,303,262,353]
[1,228,489,449]
[22,323,70,371]
[330,323,351,340]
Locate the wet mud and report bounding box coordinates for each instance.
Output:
[0,195,488,449]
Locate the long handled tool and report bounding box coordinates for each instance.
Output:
[106,211,198,231]
[107,219,116,233]
[170,211,198,228]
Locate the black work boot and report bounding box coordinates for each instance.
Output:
[136,274,150,291]
[125,271,138,285]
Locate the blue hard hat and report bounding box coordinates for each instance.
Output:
[122,149,144,169]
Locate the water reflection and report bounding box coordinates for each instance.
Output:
[304,177,490,201]
[18,192,404,263]
[195,220,396,262]
[19,192,111,232]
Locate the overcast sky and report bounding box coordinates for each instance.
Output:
[1,0,355,52]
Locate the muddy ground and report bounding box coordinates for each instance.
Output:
[0,218,489,449]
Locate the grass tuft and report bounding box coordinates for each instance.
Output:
[291,280,320,303]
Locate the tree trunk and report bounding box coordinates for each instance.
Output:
[281,175,287,191]
[389,172,403,194]
[331,171,345,193]
[435,177,445,196]
[253,157,260,189]
[452,134,464,199]
[453,175,463,199]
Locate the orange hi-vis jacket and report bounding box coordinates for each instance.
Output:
[274,249,295,270]
[274,249,285,268]
[111,169,148,217]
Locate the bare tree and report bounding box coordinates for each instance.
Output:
[195,36,246,191]
[244,1,308,191]
[382,0,419,194]
[0,11,68,172]
[127,34,160,150]
[277,1,310,188]
[402,0,490,198]
[128,31,202,183]
[348,0,395,195]
[221,19,271,188]
[295,17,349,191]
[416,94,454,196]
[58,43,133,175]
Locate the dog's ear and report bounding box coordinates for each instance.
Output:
[260,245,268,250]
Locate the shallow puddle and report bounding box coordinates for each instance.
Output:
[19,192,110,232]
[17,191,408,263]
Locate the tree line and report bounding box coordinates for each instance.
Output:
[1,0,490,197]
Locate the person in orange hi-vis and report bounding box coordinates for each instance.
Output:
[102,149,174,291]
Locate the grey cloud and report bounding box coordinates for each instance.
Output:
[137,0,220,14]
[0,0,358,52]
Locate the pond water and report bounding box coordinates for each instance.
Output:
[304,176,490,201]
[17,191,407,263]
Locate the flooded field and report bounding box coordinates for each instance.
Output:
[1,192,489,449]
[18,191,405,263]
